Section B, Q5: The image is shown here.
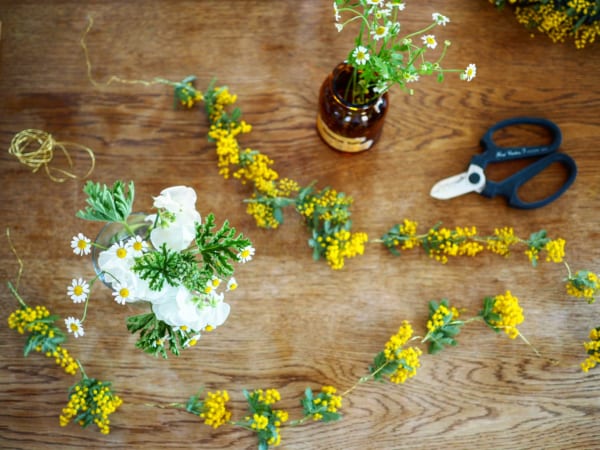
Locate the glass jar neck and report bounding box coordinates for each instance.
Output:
[331,62,380,107]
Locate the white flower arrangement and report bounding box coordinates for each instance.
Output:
[67,181,254,357]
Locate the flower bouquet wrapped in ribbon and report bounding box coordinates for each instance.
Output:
[68,180,254,357]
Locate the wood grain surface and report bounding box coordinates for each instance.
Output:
[1,1,599,449]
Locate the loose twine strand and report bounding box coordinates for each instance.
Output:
[81,15,172,89]
[6,228,23,290]
[8,129,95,183]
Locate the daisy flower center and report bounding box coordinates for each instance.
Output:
[73,286,84,296]
[119,288,130,298]
[77,240,88,249]
[116,248,128,259]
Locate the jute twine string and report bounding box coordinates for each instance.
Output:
[8,129,95,183]
[81,15,173,89]
[6,228,23,290]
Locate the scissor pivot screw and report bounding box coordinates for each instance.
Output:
[468,173,481,184]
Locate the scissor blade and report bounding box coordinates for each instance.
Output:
[430,171,479,200]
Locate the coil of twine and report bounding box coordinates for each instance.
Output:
[8,129,95,182]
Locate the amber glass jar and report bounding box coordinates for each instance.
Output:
[316,62,389,153]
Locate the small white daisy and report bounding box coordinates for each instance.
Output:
[126,235,148,257]
[374,6,392,18]
[371,24,389,41]
[112,283,131,305]
[70,233,91,256]
[335,23,344,32]
[462,63,477,81]
[421,34,437,49]
[352,45,370,65]
[432,12,450,26]
[65,317,85,338]
[404,72,420,83]
[204,276,221,295]
[183,334,201,348]
[373,80,388,94]
[67,278,90,303]
[391,0,405,11]
[238,245,255,263]
[227,277,238,291]
[153,335,168,348]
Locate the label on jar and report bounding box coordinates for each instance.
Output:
[316,114,373,153]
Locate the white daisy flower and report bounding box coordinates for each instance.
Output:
[65,317,85,338]
[112,282,132,305]
[204,276,221,296]
[227,277,238,291]
[238,245,255,263]
[183,334,201,348]
[391,0,405,10]
[432,13,450,26]
[126,235,148,257]
[375,6,392,18]
[371,24,389,41]
[462,63,477,81]
[352,45,370,65]
[152,335,168,348]
[67,278,90,303]
[70,233,91,256]
[404,72,420,83]
[421,34,437,49]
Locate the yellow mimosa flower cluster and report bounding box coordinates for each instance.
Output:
[426,225,483,263]
[200,390,232,429]
[581,327,600,372]
[389,347,423,384]
[8,305,78,375]
[8,305,51,334]
[311,386,343,421]
[320,229,369,270]
[566,270,600,304]
[59,380,123,434]
[496,0,600,48]
[544,238,566,263]
[486,226,519,257]
[257,388,281,405]
[427,303,451,333]
[382,320,423,384]
[242,388,288,447]
[208,122,250,178]
[488,291,524,339]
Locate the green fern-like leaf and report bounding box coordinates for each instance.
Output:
[75,180,135,223]
[195,213,251,278]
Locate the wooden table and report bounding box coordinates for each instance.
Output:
[1,1,599,449]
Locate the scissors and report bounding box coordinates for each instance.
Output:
[430,117,577,209]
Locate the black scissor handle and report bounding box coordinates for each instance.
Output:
[481,152,578,209]
[471,117,562,168]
